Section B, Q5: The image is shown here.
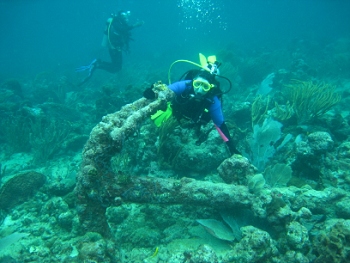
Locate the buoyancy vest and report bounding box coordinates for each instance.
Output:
[171,81,218,125]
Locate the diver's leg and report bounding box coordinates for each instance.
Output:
[97,48,123,73]
[96,49,122,73]
[76,48,123,85]
[110,48,123,72]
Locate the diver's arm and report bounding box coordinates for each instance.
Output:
[209,98,240,155]
[131,20,144,29]
[217,123,240,155]
[144,80,190,100]
[168,80,190,95]
[209,97,224,127]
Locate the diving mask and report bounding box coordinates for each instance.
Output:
[193,77,214,95]
[120,11,131,22]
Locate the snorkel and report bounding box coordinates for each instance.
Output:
[167,53,232,95]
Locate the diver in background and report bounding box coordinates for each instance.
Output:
[76,11,143,85]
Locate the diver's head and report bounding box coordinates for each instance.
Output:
[120,10,131,22]
[193,72,215,96]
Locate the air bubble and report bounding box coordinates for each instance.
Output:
[178,0,227,31]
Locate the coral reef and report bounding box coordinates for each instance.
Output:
[293,131,335,184]
[70,85,350,261]
[0,171,46,210]
[248,117,284,171]
[264,163,292,187]
[217,154,257,184]
[285,221,310,251]
[313,219,350,262]
[223,226,279,262]
[29,117,72,164]
[75,84,174,234]
[1,32,350,262]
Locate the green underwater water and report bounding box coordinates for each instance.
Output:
[1,1,350,261]
[1,37,350,262]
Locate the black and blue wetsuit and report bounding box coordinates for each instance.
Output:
[76,12,142,85]
[169,80,223,126]
[98,14,140,73]
[168,80,239,155]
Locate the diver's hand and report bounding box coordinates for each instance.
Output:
[134,20,144,27]
[143,85,156,100]
[226,140,241,155]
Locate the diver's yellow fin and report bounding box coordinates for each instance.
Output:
[150,102,173,127]
[199,53,207,68]
[207,55,217,64]
[151,110,165,120]
[199,53,217,68]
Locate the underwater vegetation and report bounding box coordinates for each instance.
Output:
[0,36,350,262]
[284,80,341,124]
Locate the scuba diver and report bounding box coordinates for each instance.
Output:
[76,11,143,85]
[143,54,240,156]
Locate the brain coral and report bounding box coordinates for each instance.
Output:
[0,171,46,210]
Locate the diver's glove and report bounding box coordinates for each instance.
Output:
[143,84,156,100]
[133,20,144,28]
[226,140,241,155]
[195,126,215,146]
[195,133,207,146]
[219,122,241,155]
[144,82,170,100]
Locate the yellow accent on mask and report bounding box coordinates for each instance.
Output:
[193,78,214,92]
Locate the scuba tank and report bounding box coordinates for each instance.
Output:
[101,35,108,47]
[102,17,113,48]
